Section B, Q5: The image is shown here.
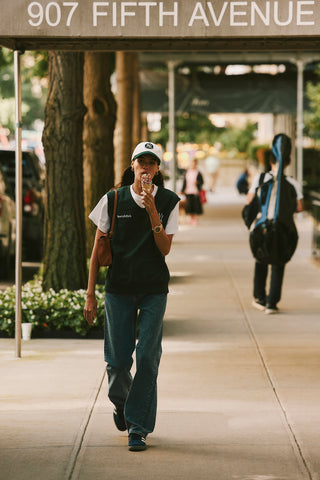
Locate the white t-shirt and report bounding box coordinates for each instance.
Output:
[249,172,303,220]
[89,184,179,234]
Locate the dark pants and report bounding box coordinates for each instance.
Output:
[253,262,285,307]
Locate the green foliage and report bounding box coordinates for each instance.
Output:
[150,113,224,146]
[247,143,270,163]
[0,47,13,68]
[150,113,257,156]
[0,48,48,132]
[305,64,320,144]
[218,121,257,153]
[0,279,105,338]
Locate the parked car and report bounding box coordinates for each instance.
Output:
[0,165,15,279]
[0,149,45,261]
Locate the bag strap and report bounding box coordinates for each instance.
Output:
[273,140,283,221]
[255,172,273,228]
[109,189,118,238]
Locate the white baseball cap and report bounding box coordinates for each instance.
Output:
[131,142,163,164]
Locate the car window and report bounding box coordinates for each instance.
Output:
[0,150,44,185]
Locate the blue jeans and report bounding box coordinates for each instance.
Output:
[104,292,167,437]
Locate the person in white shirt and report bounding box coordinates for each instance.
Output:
[83,142,180,451]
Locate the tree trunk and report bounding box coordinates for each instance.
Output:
[83,52,117,257]
[114,52,138,184]
[42,51,87,291]
[132,53,141,147]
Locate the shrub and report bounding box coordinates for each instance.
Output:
[0,279,105,338]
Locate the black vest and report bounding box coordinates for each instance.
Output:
[105,186,180,294]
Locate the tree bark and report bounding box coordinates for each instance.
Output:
[114,52,139,184]
[132,53,141,147]
[42,51,87,291]
[83,52,117,256]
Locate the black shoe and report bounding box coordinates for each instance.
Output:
[113,408,126,431]
[128,433,147,451]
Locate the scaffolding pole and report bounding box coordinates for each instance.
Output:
[168,61,177,192]
[296,59,304,186]
[14,50,23,358]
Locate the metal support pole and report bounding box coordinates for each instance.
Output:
[296,60,304,186]
[14,50,23,358]
[168,61,177,192]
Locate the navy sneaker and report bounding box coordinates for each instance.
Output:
[252,299,266,311]
[113,408,126,431]
[128,433,147,451]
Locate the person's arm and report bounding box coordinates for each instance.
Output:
[181,174,186,194]
[83,228,104,325]
[197,171,204,191]
[296,198,303,213]
[141,190,174,256]
[245,191,256,205]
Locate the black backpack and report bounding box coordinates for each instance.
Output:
[249,138,298,265]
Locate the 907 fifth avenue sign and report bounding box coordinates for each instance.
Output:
[1,1,319,38]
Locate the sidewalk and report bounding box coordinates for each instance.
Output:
[1,188,320,480]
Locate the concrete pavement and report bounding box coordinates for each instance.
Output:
[1,188,320,480]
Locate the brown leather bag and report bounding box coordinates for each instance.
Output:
[97,190,118,267]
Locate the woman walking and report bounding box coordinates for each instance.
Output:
[83,142,180,451]
[181,158,204,226]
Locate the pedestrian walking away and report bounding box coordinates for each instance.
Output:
[83,141,180,451]
[245,133,303,314]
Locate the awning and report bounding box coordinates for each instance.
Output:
[140,70,310,115]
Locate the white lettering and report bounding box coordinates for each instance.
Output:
[121,2,137,26]
[274,1,293,26]
[93,2,108,27]
[27,1,78,27]
[63,2,78,27]
[25,0,318,32]
[45,2,61,26]
[230,1,248,26]
[297,0,315,26]
[112,1,117,26]
[207,2,228,26]
[188,2,209,27]
[159,1,178,27]
[251,1,270,26]
[28,2,44,27]
[138,2,157,27]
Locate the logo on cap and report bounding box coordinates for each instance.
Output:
[145,142,154,149]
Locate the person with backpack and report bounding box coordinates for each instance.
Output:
[246,134,303,314]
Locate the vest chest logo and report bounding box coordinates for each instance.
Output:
[158,212,164,223]
[117,214,132,219]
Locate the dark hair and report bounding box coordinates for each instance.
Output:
[271,133,292,167]
[117,167,164,188]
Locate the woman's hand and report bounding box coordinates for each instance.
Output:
[83,294,97,325]
[141,190,157,214]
